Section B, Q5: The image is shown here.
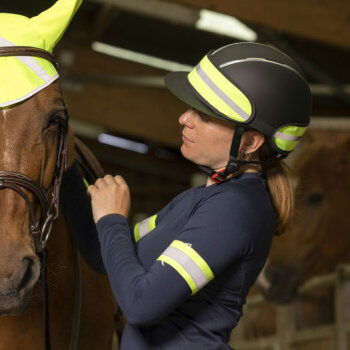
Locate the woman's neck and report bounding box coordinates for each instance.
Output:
[205,167,260,187]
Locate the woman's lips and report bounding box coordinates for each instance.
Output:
[182,134,194,143]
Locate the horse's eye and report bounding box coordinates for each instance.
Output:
[307,192,324,205]
[45,114,60,129]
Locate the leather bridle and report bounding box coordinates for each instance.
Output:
[0,46,70,350]
[0,46,68,253]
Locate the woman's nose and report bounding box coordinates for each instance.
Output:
[179,109,195,127]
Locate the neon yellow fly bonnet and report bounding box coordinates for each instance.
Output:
[0,0,82,108]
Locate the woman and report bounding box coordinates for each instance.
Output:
[63,42,311,349]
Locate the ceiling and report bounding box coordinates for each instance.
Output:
[2,0,350,150]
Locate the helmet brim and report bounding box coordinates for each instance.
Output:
[164,71,220,119]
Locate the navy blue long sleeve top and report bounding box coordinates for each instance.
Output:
[93,172,275,350]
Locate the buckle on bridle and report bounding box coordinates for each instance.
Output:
[40,214,54,250]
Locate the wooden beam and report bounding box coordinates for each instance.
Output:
[89,0,199,25]
[57,44,186,147]
[64,83,184,147]
[169,0,350,49]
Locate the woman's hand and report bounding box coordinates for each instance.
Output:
[87,174,131,223]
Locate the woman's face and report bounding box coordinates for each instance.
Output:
[179,108,235,170]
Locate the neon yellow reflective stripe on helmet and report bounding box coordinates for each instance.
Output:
[133,214,157,243]
[188,55,252,122]
[274,125,308,152]
[157,240,214,295]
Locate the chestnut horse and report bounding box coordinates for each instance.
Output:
[231,132,350,341]
[260,132,350,303]
[0,79,116,349]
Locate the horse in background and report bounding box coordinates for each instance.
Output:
[231,130,350,340]
[261,131,350,302]
[0,80,116,349]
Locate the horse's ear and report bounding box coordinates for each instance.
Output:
[29,0,82,51]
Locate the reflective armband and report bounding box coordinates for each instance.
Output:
[157,240,214,295]
[134,214,157,243]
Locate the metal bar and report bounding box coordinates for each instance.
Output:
[239,265,350,349]
[232,335,277,350]
[254,28,350,106]
[277,305,291,350]
[309,117,350,130]
[88,0,199,25]
[334,266,350,350]
[232,324,339,349]
[246,265,350,308]
[288,324,334,344]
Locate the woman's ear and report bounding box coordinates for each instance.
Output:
[240,130,265,154]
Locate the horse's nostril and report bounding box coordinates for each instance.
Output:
[17,257,40,293]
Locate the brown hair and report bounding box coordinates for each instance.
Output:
[240,139,295,236]
[259,140,294,235]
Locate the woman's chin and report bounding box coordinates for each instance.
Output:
[180,144,191,160]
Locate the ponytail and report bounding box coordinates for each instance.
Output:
[259,141,295,236]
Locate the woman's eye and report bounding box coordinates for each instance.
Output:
[199,112,209,122]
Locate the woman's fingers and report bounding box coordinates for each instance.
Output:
[94,177,106,189]
[103,174,116,185]
[87,184,95,197]
[114,175,126,185]
[86,173,131,222]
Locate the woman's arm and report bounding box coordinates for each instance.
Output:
[90,176,260,326]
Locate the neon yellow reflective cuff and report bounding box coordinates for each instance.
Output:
[171,240,214,281]
[148,214,157,231]
[157,255,198,294]
[134,222,140,243]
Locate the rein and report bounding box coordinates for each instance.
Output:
[0,46,80,350]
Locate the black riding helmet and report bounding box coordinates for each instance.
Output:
[165,42,312,183]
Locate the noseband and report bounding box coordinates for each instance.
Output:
[0,46,68,253]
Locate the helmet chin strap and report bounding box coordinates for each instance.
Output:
[198,126,245,184]
[197,126,286,184]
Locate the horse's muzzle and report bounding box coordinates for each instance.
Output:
[0,253,40,315]
[258,265,301,304]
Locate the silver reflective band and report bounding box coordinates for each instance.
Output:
[0,37,52,82]
[162,246,209,290]
[196,64,250,121]
[275,131,301,142]
[139,217,151,238]
[220,58,308,85]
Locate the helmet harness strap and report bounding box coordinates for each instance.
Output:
[197,126,245,183]
[198,126,286,184]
